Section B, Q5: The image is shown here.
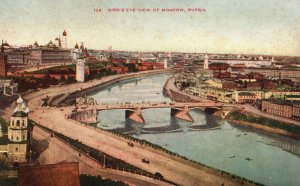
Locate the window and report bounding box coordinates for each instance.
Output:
[16,120,20,127]
[15,147,18,152]
[22,120,25,127]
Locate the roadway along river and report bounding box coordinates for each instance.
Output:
[89,74,300,186]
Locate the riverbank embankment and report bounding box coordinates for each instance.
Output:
[163,75,300,140]
[43,69,175,107]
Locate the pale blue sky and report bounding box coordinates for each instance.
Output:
[0,0,299,55]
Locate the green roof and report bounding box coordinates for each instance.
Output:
[286,95,300,98]
[12,111,28,117]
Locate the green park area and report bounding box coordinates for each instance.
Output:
[227,111,300,136]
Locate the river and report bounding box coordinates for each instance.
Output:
[89,73,300,186]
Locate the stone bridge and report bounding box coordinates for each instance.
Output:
[74,102,235,124]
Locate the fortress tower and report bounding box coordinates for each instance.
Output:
[76,58,86,82]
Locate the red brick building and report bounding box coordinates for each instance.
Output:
[222,81,238,89]
[208,63,229,71]
[246,81,261,90]
[261,100,299,119]
[17,162,80,186]
[262,80,277,90]
[109,66,129,74]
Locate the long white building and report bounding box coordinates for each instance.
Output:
[209,58,272,67]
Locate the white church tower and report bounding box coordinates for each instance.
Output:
[7,95,30,164]
[76,58,86,82]
[203,53,209,69]
[61,30,67,48]
[164,58,168,69]
[72,43,80,62]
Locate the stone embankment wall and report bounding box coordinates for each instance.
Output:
[67,109,98,124]
[163,76,207,103]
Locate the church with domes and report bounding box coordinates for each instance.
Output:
[0,95,33,167]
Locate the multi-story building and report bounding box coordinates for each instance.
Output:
[209,58,272,67]
[262,100,300,120]
[6,51,30,66]
[237,92,257,103]
[27,48,71,65]
[243,68,300,79]
[205,87,233,103]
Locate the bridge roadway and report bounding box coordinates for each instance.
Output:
[78,102,235,123]
[88,102,233,111]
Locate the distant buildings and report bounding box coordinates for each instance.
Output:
[243,68,300,79]
[1,30,71,67]
[209,58,272,68]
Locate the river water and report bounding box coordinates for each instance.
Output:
[89,74,300,186]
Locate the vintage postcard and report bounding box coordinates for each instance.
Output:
[0,0,299,186]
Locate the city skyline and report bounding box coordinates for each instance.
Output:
[0,0,299,56]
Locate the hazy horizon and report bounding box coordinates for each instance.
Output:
[0,0,299,56]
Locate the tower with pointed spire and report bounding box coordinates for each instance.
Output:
[61,30,67,48]
[7,95,31,165]
[203,53,209,69]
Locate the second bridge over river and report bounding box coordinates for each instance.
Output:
[69,102,235,124]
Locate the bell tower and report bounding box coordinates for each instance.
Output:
[203,53,209,69]
[61,30,67,48]
[7,95,30,165]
